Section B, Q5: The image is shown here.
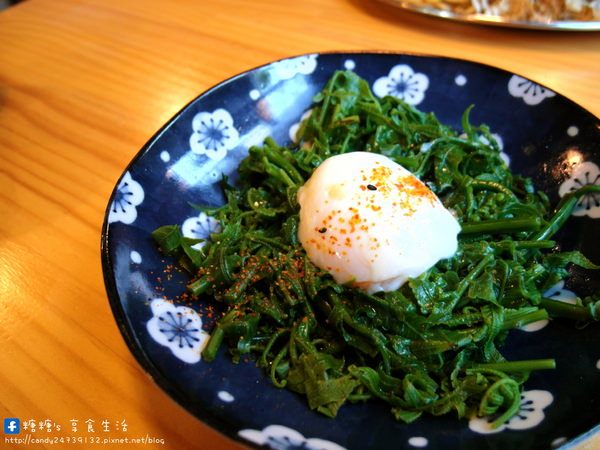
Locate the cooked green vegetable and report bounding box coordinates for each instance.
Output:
[153,70,600,427]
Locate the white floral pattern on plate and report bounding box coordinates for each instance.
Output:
[469,390,553,434]
[108,171,145,225]
[181,211,222,250]
[558,160,600,218]
[508,75,556,106]
[146,298,209,364]
[190,108,239,161]
[238,425,346,450]
[407,436,428,447]
[217,390,235,403]
[372,64,429,105]
[271,54,318,80]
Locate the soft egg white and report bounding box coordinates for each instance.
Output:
[297,151,460,294]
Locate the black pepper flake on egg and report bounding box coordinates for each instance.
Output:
[319,227,327,233]
[367,184,377,191]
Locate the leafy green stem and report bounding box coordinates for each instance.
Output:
[540,297,594,322]
[460,218,541,236]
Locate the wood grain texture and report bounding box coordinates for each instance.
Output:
[1,0,598,448]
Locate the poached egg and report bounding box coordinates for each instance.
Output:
[297,152,460,294]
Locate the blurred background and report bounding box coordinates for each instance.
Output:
[0,0,23,10]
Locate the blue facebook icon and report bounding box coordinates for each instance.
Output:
[4,418,20,434]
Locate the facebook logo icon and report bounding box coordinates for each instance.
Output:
[4,418,20,434]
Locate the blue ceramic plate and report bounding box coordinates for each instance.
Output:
[101,52,600,450]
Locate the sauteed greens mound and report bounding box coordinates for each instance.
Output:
[153,70,600,427]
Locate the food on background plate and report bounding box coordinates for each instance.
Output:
[406,0,600,22]
[152,70,600,428]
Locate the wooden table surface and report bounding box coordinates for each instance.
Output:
[1,0,598,448]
